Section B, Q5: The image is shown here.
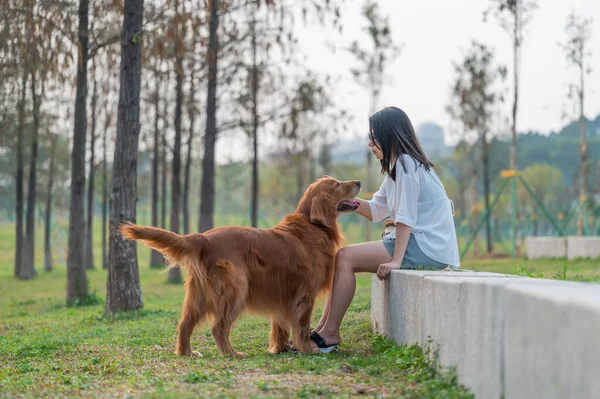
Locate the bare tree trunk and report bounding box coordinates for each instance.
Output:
[85,63,97,270]
[67,0,90,301]
[44,134,56,272]
[102,119,108,269]
[482,132,492,254]
[150,66,163,267]
[183,63,195,235]
[577,66,587,236]
[106,0,144,313]
[250,5,259,228]
[168,49,183,284]
[14,71,27,279]
[199,0,219,233]
[21,71,40,280]
[161,76,168,229]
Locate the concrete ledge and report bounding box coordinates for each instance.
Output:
[371,270,600,399]
[371,270,516,347]
[525,236,600,259]
[567,236,600,259]
[504,283,600,399]
[525,236,566,259]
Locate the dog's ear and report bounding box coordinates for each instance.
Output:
[310,196,333,228]
[323,175,332,179]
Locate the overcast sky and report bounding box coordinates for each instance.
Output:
[216,0,600,160]
[301,0,599,140]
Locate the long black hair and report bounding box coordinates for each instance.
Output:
[368,106,434,180]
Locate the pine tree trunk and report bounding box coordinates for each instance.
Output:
[21,71,40,280]
[102,120,108,269]
[150,66,163,268]
[161,79,168,229]
[106,0,144,313]
[85,65,97,270]
[44,135,56,272]
[67,0,90,301]
[250,6,259,228]
[182,70,195,235]
[199,0,219,233]
[168,50,184,284]
[14,71,27,279]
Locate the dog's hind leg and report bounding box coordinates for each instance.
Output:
[268,319,290,354]
[211,301,245,358]
[290,294,316,354]
[211,260,248,358]
[175,284,207,357]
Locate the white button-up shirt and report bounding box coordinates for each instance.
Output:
[368,154,460,268]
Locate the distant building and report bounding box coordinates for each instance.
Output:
[416,122,452,160]
[327,122,453,164]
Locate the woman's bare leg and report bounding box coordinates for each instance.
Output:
[313,241,392,346]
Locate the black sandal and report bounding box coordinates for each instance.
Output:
[310,331,339,354]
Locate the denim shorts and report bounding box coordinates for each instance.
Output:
[383,234,449,270]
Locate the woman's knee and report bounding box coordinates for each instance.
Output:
[334,247,355,272]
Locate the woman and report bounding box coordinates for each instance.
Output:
[310,106,460,353]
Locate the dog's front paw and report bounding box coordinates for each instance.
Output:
[175,348,203,357]
[268,344,288,354]
[233,351,249,359]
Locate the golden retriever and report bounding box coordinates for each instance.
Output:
[119,177,361,358]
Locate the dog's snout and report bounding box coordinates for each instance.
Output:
[356,181,361,188]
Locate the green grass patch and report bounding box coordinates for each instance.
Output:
[6,217,599,397]
[0,219,472,397]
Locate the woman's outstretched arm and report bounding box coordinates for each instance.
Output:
[354,197,373,221]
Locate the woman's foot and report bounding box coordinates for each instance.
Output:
[310,330,341,353]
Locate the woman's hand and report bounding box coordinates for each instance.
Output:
[376,260,402,280]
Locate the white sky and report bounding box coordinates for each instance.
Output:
[299,0,600,142]
[214,0,600,161]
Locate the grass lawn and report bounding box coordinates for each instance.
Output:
[461,256,600,282]
[0,222,473,398]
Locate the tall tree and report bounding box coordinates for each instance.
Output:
[106,0,145,313]
[348,0,400,242]
[560,11,593,236]
[198,0,220,232]
[161,68,169,230]
[484,0,537,253]
[21,69,41,280]
[484,0,537,171]
[448,41,506,254]
[102,112,109,269]
[168,0,185,284]
[67,0,90,301]
[183,36,198,235]
[150,61,164,268]
[249,2,260,228]
[85,60,98,270]
[44,133,56,272]
[14,71,27,278]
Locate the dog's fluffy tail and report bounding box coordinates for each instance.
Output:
[119,223,207,273]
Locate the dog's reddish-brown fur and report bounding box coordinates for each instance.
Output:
[119,177,361,358]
